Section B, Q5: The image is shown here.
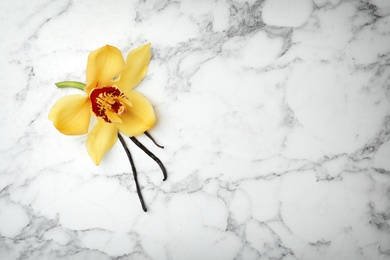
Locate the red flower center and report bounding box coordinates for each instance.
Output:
[90,86,128,123]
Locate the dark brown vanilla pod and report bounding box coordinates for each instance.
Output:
[130,136,168,181]
[118,133,147,212]
[144,131,164,149]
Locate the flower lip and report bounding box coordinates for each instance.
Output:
[90,86,128,123]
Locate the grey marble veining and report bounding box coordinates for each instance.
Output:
[0,0,390,259]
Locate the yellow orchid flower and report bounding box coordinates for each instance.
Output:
[49,43,155,165]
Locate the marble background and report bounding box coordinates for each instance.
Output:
[1,0,390,259]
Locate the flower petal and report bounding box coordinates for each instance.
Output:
[118,90,155,137]
[106,110,123,124]
[116,43,152,91]
[48,95,91,135]
[86,45,126,93]
[86,119,118,165]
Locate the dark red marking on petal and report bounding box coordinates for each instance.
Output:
[90,86,124,123]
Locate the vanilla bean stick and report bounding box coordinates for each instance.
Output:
[144,131,164,149]
[129,136,167,181]
[118,133,147,212]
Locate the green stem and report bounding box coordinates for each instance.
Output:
[55,81,86,91]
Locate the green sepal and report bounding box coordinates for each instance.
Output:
[55,81,86,91]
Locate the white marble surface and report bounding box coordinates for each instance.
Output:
[1,0,390,259]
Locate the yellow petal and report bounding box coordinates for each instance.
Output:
[86,119,118,165]
[116,43,152,92]
[48,95,91,135]
[86,45,126,93]
[118,90,155,137]
[106,110,123,124]
[118,96,132,108]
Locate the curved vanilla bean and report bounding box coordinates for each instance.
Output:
[129,136,167,181]
[118,133,147,212]
[144,131,164,149]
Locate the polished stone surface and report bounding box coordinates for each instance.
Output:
[1,0,390,259]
